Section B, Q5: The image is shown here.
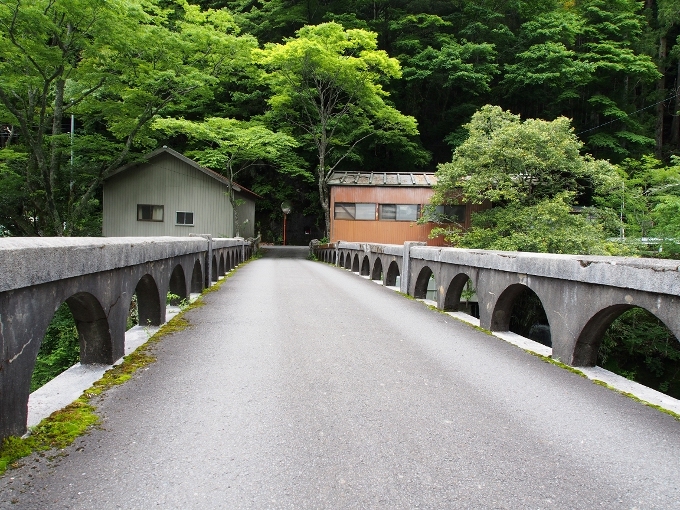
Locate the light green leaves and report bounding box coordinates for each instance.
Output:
[435,105,618,207]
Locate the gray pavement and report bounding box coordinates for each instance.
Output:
[2,248,680,509]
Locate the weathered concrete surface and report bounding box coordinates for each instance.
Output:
[2,247,679,509]
[0,237,250,440]
[410,246,680,295]
[327,243,680,367]
[26,301,190,429]
[0,237,208,293]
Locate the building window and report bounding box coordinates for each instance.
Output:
[334,203,376,220]
[433,205,465,223]
[176,211,194,225]
[137,204,164,222]
[379,204,421,221]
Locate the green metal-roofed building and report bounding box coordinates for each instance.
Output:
[103,147,259,238]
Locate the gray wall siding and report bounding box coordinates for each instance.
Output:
[234,194,256,238]
[103,153,234,237]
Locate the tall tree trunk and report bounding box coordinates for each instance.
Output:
[46,78,65,235]
[655,37,667,159]
[671,59,680,149]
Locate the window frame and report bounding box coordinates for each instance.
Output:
[175,211,195,226]
[137,204,164,222]
[334,202,376,221]
[379,203,421,221]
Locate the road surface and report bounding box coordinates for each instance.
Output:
[2,246,679,509]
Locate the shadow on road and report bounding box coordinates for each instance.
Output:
[259,246,310,259]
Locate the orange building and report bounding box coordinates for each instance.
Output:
[328,171,485,246]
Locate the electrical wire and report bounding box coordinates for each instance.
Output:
[576,90,680,136]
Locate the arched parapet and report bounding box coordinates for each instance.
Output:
[360,255,370,276]
[338,252,345,268]
[440,266,480,312]
[352,253,360,273]
[211,254,219,283]
[191,258,204,293]
[478,270,567,355]
[371,256,384,282]
[564,287,680,366]
[66,292,114,364]
[218,253,226,276]
[409,258,442,301]
[343,251,353,269]
[133,273,163,327]
[0,286,115,439]
[168,264,188,305]
[385,259,402,287]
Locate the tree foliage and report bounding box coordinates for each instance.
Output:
[434,105,619,207]
[254,22,424,237]
[0,0,255,235]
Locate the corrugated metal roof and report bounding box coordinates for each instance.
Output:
[327,171,437,187]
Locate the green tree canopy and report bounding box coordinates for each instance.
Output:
[154,116,306,234]
[254,22,424,237]
[0,0,255,235]
[434,105,620,207]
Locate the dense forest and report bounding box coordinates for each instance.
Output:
[2,0,680,244]
[2,0,680,397]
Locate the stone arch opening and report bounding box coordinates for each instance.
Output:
[31,302,79,392]
[133,274,162,327]
[31,292,112,391]
[443,273,479,318]
[385,261,400,287]
[219,253,225,276]
[371,258,383,281]
[352,254,360,272]
[168,264,187,305]
[339,252,345,268]
[414,266,435,300]
[491,284,551,347]
[344,253,352,270]
[360,256,370,276]
[191,259,203,293]
[575,306,680,398]
[211,255,219,282]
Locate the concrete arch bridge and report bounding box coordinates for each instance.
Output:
[0,236,253,440]
[315,241,680,368]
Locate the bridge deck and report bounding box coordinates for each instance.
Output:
[2,246,679,508]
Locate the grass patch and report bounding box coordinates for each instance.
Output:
[0,255,256,476]
[525,351,587,377]
[591,380,680,420]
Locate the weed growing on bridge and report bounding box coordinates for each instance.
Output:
[592,380,680,421]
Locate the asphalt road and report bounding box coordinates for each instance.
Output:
[2,246,680,509]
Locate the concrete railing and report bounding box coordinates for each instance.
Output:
[0,236,252,440]
[314,241,680,369]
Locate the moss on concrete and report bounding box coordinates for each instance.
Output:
[0,255,256,476]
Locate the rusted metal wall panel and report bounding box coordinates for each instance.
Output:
[329,186,481,246]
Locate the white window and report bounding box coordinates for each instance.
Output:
[176,211,194,225]
[334,203,376,220]
[355,203,376,220]
[380,204,420,221]
[137,204,163,222]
